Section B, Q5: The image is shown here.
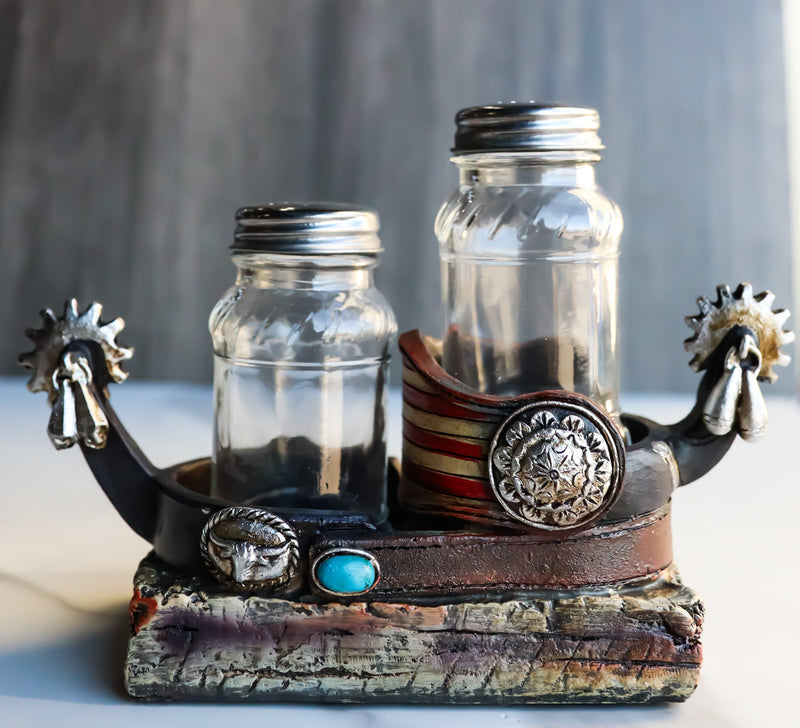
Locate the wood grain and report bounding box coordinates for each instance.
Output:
[1,0,793,393]
[126,553,703,703]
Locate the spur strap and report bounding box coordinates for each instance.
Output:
[309,505,673,600]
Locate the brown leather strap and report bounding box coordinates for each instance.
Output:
[398,330,629,531]
[398,329,679,527]
[309,505,673,600]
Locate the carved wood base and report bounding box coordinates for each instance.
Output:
[125,553,703,704]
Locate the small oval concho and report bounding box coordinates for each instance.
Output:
[200,507,299,592]
[488,399,625,532]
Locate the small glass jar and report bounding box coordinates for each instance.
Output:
[210,204,397,524]
[436,104,623,422]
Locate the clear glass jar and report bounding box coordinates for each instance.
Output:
[436,104,623,422]
[210,204,397,524]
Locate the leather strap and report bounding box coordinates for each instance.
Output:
[398,330,678,528]
[309,505,673,600]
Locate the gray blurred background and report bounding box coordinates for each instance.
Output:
[0,0,795,393]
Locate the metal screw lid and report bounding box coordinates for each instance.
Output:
[233,203,382,255]
[452,103,603,155]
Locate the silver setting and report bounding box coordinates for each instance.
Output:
[233,203,382,255]
[685,283,794,383]
[311,547,381,598]
[453,103,603,156]
[489,401,623,531]
[20,300,132,450]
[200,507,299,592]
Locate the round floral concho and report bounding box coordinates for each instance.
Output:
[489,401,624,531]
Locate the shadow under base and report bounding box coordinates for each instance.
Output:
[125,554,703,704]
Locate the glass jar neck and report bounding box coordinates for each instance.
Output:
[232,252,376,291]
[454,154,598,188]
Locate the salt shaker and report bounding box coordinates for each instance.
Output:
[210,204,397,524]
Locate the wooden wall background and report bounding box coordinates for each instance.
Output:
[0,0,794,393]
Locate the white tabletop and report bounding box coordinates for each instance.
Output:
[1,378,797,727]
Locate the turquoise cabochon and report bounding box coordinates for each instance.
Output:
[315,552,378,595]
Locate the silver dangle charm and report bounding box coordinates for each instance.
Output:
[738,368,768,442]
[702,332,770,441]
[686,283,794,442]
[48,369,79,449]
[702,345,743,436]
[48,350,109,450]
[736,337,768,442]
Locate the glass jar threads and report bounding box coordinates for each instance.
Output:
[210,204,397,524]
[435,104,623,422]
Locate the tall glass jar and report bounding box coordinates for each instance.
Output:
[436,104,623,422]
[210,204,397,524]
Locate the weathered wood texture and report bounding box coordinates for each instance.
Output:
[1,0,792,392]
[126,555,703,703]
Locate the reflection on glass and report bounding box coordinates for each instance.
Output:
[211,244,396,522]
[438,161,623,423]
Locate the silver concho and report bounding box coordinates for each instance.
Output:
[489,400,624,531]
[200,507,299,592]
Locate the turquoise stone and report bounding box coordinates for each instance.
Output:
[316,553,377,594]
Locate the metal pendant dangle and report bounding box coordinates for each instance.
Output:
[687,284,794,441]
[702,344,744,436]
[737,336,769,442]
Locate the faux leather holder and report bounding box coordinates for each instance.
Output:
[397,330,684,530]
[308,504,673,600]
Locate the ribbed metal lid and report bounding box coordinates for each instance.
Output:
[233,203,382,254]
[453,103,603,155]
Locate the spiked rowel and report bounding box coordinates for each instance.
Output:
[19,299,133,402]
[684,283,794,383]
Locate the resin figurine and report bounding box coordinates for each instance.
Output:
[21,105,793,704]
